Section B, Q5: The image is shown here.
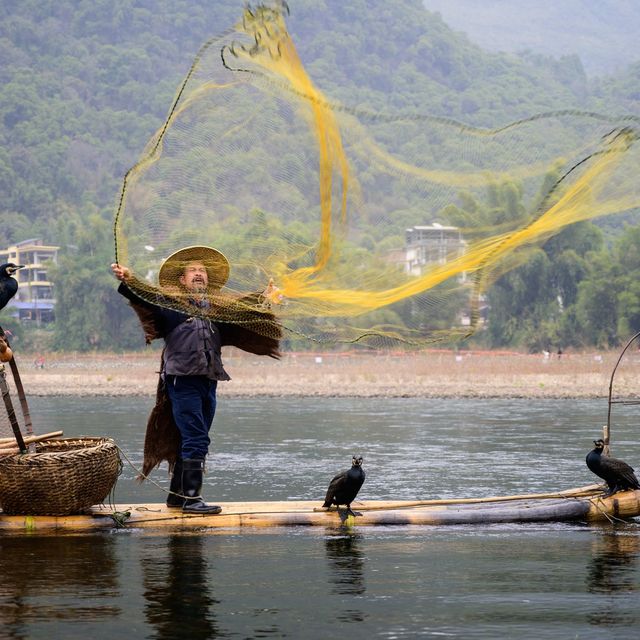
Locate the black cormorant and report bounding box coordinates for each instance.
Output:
[0,263,23,311]
[586,439,640,496]
[322,455,365,518]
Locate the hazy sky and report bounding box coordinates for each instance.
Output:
[422,0,640,76]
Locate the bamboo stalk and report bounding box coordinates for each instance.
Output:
[0,430,63,446]
[603,423,611,456]
[0,431,63,446]
[3,490,633,532]
[312,484,602,512]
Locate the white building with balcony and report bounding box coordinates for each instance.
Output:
[0,239,59,324]
[404,223,467,276]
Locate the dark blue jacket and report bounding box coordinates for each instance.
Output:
[118,282,230,381]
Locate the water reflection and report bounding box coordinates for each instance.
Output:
[5,397,640,638]
[588,531,640,593]
[324,533,367,623]
[142,534,223,639]
[0,535,120,636]
[587,529,640,628]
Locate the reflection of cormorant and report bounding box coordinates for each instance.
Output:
[586,531,640,628]
[322,455,365,519]
[325,534,366,596]
[142,534,220,640]
[587,532,640,594]
[324,533,367,623]
[586,440,640,496]
[0,263,23,311]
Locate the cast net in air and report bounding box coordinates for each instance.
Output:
[113,1,640,348]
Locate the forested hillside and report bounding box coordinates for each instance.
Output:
[1,0,639,352]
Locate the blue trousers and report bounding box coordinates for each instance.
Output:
[165,375,218,460]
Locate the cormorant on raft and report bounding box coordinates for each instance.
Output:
[322,455,365,521]
[0,263,23,311]
[586,439,640,496]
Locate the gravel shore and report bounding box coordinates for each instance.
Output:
[9,348,639,399]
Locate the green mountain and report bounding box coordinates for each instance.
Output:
[2,0,629,238]
[0,0,638,351]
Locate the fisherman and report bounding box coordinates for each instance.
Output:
[111,246,280,514]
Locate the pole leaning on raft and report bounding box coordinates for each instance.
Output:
[606,329,640,456]
[0,326,32,436]
[0,364,26,453]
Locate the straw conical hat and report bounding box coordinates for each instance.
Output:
[158,245,230,290]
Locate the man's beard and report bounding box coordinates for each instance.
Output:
[191,283,207,294]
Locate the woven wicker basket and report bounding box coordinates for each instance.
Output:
[0,437,121,516]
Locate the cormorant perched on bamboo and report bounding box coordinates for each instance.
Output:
[0,263,23,311]
[322,455,365,520]
[586,439,640,496]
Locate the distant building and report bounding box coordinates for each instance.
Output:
[0,239,59,324]
[404,223,467,276]
[385,223,488,327]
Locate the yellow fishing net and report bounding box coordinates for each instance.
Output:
[113,1,640,348]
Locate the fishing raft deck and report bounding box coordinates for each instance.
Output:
[1,484,639,533]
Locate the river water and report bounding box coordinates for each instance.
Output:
[1,396,640,639]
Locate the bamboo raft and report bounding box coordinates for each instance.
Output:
[1,334,640,533]
[1,484,638,533]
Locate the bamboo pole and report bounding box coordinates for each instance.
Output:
[2,490,637,532]
[0,325,32,436]
[606,329,640,456]
[8,356,33,436]
[602,424,610,456]
[313,483,602,512]
[0,430,63,446]
[0,365,25,452]
[0,431,64,453]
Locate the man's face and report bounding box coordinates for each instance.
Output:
[180,261,208,293]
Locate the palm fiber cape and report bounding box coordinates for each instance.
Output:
[126,292,281,480]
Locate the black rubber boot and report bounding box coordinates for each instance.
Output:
[166,459,184,508]
[181,458,222,515]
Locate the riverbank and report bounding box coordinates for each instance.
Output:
[8,348,640,398]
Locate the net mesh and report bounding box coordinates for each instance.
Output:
[113,2,640,348]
